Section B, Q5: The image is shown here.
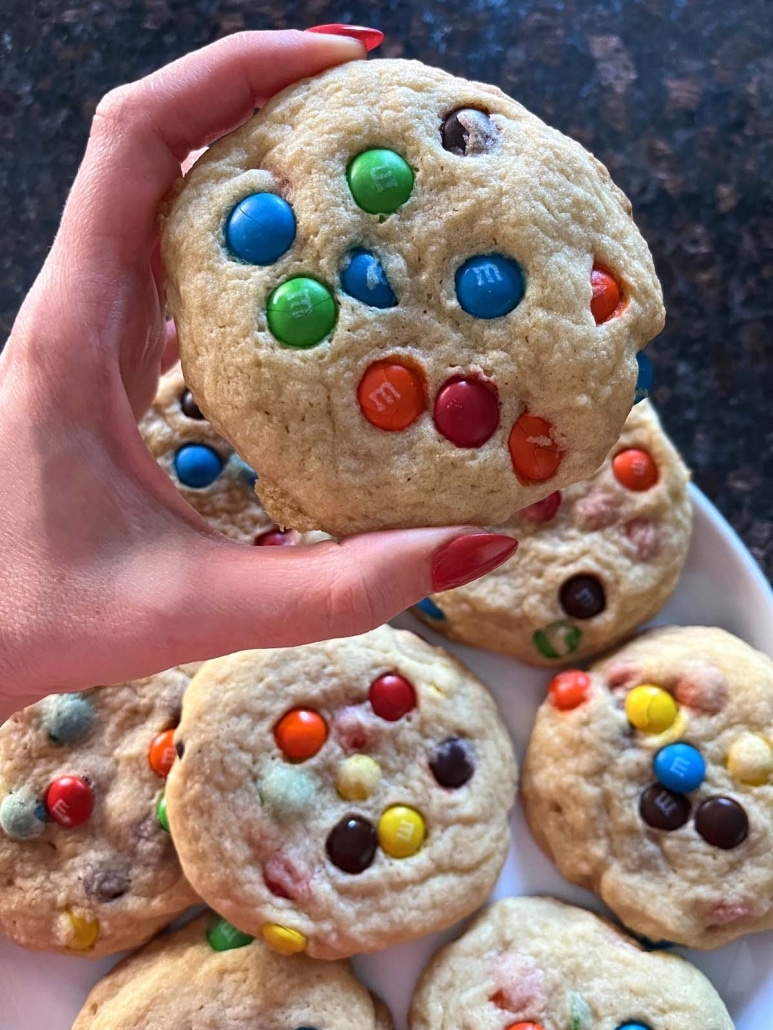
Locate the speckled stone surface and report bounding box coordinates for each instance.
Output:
[1,0,770,578]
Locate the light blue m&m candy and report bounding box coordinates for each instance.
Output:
[455,254,525,318]
[173,444,223,489]
[225,193,296,265]
[616,1024,653,1030]
[653,742,706,793]
[634,352,653,404]
[341,249,397,309]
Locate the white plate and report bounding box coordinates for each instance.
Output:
[1,486,771,1029]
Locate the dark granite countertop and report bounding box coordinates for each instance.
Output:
[1,0,771,579]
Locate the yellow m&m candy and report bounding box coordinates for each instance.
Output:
[727,733,773,785]
[335,755,381,801]
[66,910,99,951]
[261,923,307,955]
[378,805,426,858]
[625,685,677,734]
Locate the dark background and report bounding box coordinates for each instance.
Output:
[1,0,771,578]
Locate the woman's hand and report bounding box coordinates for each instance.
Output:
[0,30,517,721]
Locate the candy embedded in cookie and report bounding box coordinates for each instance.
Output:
[409,897,733,1030]
[0,668,199,957]
[164,625,517,959]
[412,400,691,667]
[521,626,773,949]
[162,58,664,536]
[71,912,394,1030]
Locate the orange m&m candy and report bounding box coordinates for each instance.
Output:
[148,729,177,778]
[274,709,328,761]
[506,1023,545,1030]
[508,413,562,482]
[612,448,659,491]
[590,265,622,324]
[548,670,591,711]
[357,360,426,431]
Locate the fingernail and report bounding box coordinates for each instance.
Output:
[305,24,385,52]
[431,534,518,593]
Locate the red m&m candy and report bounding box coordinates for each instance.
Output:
[519,490,562,524]
[255,529,295,546]
[45,776,94,828]
[433,377,499,448]
[274,709,328,761]
[548,670,591,711]
[148,729,177,779]
[369,673,417,721]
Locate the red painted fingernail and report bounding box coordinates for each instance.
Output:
[430,534,518,593]
[305,24,385,52]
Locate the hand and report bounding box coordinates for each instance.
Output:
[0,30,517,722]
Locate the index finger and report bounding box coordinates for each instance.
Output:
[54,30,365,272]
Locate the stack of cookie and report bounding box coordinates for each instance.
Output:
[3,57,769,1030]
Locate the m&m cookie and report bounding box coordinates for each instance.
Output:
[164,626,517,959]
[72,912,392,1029]
[521,627,773,948]
[162,59,664,536]
[413,400,692,666]
[409,897,732,1029]
[140,363,325,546]
[0,668,199,956]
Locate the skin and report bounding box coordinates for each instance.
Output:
[0,31,514,724]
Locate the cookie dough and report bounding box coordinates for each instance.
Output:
[521,626,773,948]
[72,912,393,1029]
[413,400,692,666]
[409,896,733,1029]
[162,58,664,536]
[165,625,517,959]
[0,668,199,957]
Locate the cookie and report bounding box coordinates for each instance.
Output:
[0,668,199,956]
[164,625,517,959]
[521,626,773,948]
[413,400,692,666]
[162,58,664,537]
[72,912,393,1029]
[140,363,314,545]
[409,896,733,1029]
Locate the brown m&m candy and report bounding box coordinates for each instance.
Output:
[326,815,377,874]
[639,784,691,831]
[559,574,606,619]
[694,796,749,850]
[430,738,475,789]
[180,389,205,420]
[441,108,499,156]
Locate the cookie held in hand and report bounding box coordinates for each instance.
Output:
[162,59,664,536]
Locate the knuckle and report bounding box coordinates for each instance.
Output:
[323,564,387,639]
[92,84,143,140]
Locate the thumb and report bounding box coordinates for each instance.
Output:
[144,528,519,666]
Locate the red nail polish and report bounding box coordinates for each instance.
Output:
[431,534,518,593]
[305,24,385,52]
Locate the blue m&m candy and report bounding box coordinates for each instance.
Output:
[653,743,706,793]
[341,249,397,309]
[230,454,258,487]
[225,193,296,265]
[616,1024,653,1030]
[634,352,653,404]
[455,254,525,319]
[173,444,223,489]
[416,597,445,620]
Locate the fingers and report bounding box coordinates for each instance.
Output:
[136,528,519,670]
[54,31,364,274]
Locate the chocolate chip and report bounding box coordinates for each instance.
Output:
[175,740,185,759]
[695,796,749,849]
[441,108,499,156]
[639,783,691,831]
[559,574,606,619]
[430,738,475,788]
[82,865,131,902]
[180,389,205,420]
[325,815,377,874]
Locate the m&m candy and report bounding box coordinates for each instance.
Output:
[341,249,397,308]
[590,265,622,324]
[378,805,426,858]
[148,729,177,778]
[326,815,377,873]
[508,413,562,482]
[267,278,337,349]
[260,922,307,954]
[726,732,773,785]
[225,193,296,265]
[433,377,499,448]
[695,796,749,849]
[548,670,591,711]
[347,149,414,215]
[207,916,255,952]
[45,775,94,828]
[653,743,706,793]
[625,685,678,734]
[369,673,416,721]
[173,444,223,489]
[455,254,524,319]
[358,360,426,432]
[612,449,659,491]
[274,709,328,761]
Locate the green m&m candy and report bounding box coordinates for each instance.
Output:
[347,149,414,215]
[533,620,582,660]
[267,277,337,349]
[206,916,255,952]
[156,791,170,832]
